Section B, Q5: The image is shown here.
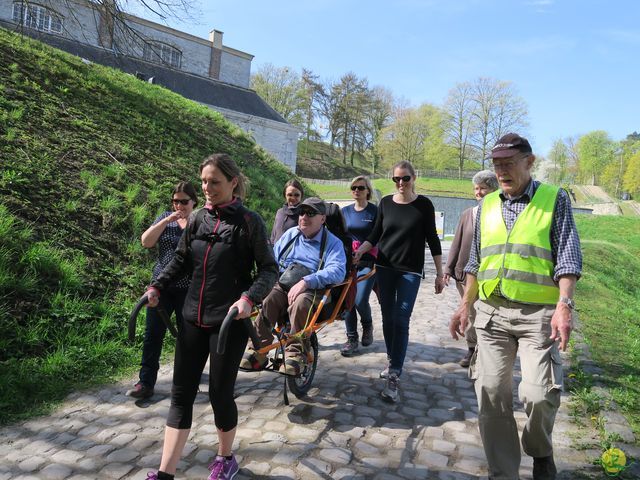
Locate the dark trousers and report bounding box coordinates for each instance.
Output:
[166,319,248,432]
[344,266,376,339]
[139,287,186,388]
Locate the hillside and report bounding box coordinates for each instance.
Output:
[0,28,302,423]
[296,140,372,179]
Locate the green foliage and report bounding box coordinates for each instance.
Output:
[574,215,640,440]
[576,130,617,185]
[0,27,304,424]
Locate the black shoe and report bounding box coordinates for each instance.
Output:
[340,338,359,357]
[459,347,475,368]
[533,455,557,480]
[361,326,373,347]
[127,382,153,399]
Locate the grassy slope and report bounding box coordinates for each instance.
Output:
[574,215,640,439]
[0,28,305,424]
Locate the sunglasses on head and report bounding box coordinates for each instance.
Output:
[392,175,412,184]
[350,185,366,191]
[172,198,191,205]
[299,209,319,218]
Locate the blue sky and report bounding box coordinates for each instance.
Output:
[135,0,639,156]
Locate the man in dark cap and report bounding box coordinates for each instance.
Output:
[241,197,346,375]
[449,133,582,479]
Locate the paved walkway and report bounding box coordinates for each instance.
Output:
[0,244,610,479]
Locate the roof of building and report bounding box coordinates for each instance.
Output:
[1,23,287,124]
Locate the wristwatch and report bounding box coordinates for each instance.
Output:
[558,296,575,309]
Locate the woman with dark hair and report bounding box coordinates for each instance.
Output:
[354,161,444,403]
[127,181,198,400]
[144,154,278,480]
[340,175,378,357]
[270,178,304,244]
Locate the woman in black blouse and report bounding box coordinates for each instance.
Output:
[270,179,304,244]
[127,181,198,400]
[354,161,445,403]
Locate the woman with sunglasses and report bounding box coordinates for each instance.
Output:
[127,181,198,400]
[270,179,304,244]
[340,175,378,357]
[354,161,444,403]
[143,154,278,480]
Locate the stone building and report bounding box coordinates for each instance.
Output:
[0,0,299,170]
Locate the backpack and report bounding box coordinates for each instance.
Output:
[324,202,353,273]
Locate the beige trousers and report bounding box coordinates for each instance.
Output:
[471,295,564,480]
[455,281,478,348]
[253,284,324,352]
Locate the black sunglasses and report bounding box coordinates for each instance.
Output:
[392,175,412,183]
[350,185,367,191]
[299,209,319,218]
[172,198,191,205]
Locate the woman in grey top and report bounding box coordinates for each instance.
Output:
[443,170,497,367]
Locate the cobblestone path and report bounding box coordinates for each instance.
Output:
[0,243,611,479]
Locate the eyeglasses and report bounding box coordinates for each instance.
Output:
[172,198,191,205]
[286,192,301,197]
[299,209,319,218]
[350,185,366,191]
[392,175,412,184]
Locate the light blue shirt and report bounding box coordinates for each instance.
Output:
[274,226,347,290]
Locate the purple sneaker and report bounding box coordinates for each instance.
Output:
[208,454,239,480]
[145,473,158,480]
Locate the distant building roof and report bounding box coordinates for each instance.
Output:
[0,22,287,124]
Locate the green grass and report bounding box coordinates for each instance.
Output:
[573,215,640,444]
[307,177,474,201]
[0,27,308,424]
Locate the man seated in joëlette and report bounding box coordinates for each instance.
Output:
[240,197,346,376]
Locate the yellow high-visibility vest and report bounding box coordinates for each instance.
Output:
[477,183,559,304]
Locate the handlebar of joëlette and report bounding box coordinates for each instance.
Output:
[216,307,262,355]
[128,294,178,343]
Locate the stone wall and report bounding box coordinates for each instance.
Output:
[220,50,251,88]
[211,106,300,172]
[0,0,251,88]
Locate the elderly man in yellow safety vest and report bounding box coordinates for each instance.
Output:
[450,133,582,480]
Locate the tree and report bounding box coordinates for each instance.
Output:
[326,73,371,164]
[365,86,395,173]
[26,1,200,56]
[576,131,617,185]
[443,82,477,178]
[469,77,529,169]
[250,64,307,126]
[547,139,570,184]
[623,151,640,197]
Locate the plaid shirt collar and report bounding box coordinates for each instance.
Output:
[499,178,536,202]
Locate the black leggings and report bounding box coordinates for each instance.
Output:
[166,320,248,432]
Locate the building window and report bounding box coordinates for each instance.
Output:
[12,2,63,34]
[142,42,182,68]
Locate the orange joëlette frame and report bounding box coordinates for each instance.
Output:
[253,267,376,356]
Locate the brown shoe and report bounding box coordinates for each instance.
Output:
[459,348,475,368]
[279,353,304,376]
[126,382,153,399]
[533,455,557,480]
[240,348,268,371]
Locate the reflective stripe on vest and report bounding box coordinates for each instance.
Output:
[478,183,559,304]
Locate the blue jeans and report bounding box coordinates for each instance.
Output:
[139,287,186,388]
[375,266,421,377]
[344,266,376,339]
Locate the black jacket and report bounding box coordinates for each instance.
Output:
[152,199,277,328]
